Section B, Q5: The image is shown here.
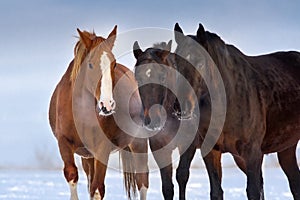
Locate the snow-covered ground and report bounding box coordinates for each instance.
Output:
[0,166,294,200]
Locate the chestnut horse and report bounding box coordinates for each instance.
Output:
[174,23,300,200]
[49,26,148,200]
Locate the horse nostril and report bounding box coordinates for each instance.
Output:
[97,100,116,116]
[144,116,151,126]
[110,100,116,110]
[101,106,108,114]
[152,117,161,128]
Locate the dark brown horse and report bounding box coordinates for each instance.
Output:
[49,26,149,200]
[133,41,223,200]
[174,23,300,200]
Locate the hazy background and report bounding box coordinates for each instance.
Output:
[0,0,299,169]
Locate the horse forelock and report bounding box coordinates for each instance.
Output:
[152,42,168,49]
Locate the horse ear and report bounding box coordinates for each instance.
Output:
[165,40,172,51]
[77,28,92,49]
[196,23,206,43]
[107,25,117,50]
[174,23,184,44]
[161,40,172,61]
[133,41,143,59]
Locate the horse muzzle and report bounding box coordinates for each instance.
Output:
[143,115,164,131]
[142,105,166,131]
[173,110,194,120]
[97,99,116,116]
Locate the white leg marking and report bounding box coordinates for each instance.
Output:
[139,184,148,200]
[92,189,102,200]
[99,51,114,111]
[68,180,79,200]
[88,174,91,191]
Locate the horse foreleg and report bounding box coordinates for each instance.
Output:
[159,164,174,200]
[176,144,197,200]
[130,138,149,200]
[232,155,246,174]
[58,136,79,200]
[277,143,300,200]
[82,157,95,192]
[90,157,108,200]
[150,140,174,200]
[242,145,264,200]
[203,149,223,200]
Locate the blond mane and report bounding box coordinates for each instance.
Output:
[70,40,87,82]
[70,31,105,83]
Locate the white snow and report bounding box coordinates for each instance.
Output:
[0,166,294,200]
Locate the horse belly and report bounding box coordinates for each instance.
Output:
[262,115,300,153]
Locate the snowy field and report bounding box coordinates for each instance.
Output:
[0,167,294,200]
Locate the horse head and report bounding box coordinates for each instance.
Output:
[74,26,117,116]
[174,23,220,120]
[133,40,176,131]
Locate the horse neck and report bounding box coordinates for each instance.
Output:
[164,53,178,114]
[72,60,99,109]
[206,44,250,93]
[166,53,176,67]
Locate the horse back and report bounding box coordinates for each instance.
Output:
[260,51,300,82]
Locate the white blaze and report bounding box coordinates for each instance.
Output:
[146,68,151,78]
[99,51,113,106]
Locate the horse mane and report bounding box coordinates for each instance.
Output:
[206,31,222,43]
[70,31,104,83]
[204,30,247,59]
[71,39,87,82]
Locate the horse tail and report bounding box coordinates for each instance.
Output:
[120,146,137,199]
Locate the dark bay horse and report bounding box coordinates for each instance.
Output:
[49,26,148,200]
[174,23,300,200]
[133,41,223,200]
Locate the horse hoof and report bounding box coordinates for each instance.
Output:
[91,189,102,200]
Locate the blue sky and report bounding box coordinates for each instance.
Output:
[0,0,299,168]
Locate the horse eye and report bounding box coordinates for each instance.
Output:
[89,63,93,69]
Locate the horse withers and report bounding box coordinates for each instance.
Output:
[174,23,300,200]
[49,26,148,200]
